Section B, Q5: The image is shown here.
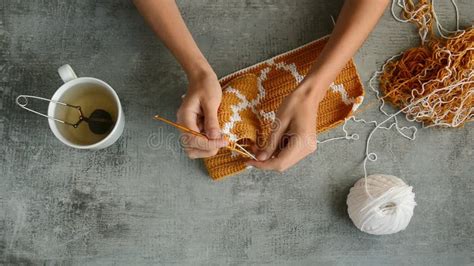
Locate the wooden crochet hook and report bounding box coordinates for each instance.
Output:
[153,115,256,160]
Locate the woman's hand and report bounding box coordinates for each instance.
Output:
[135,0,389,164]
[177,70,228,159]
[245,0,390,172]
[134,0,228,158]
[246,80,325,172]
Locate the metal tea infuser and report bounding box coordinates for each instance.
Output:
[16,95,114,135]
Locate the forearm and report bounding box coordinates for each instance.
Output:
[303,0,389,100]
[133,0,214,78]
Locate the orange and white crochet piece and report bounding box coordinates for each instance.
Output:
[204,36,364,180]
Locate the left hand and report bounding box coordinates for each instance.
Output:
[246,80,325,172]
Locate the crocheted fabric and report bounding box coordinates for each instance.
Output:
[204,35,364,180]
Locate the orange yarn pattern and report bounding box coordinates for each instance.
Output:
[204,36,364,180]
[380,1,473,127]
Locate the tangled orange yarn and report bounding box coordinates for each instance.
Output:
[379,0,473,127]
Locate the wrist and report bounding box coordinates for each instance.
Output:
[184,58,216,82]
[294,76,329,104]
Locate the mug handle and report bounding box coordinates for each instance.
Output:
[58,64,77,83]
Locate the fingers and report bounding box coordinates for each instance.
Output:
[177,104,200,132]
[247,134,317,172]
[180,134,228,151]
[177,101,226,159]
[184,147,220,159]
[256,118,289,161]
[202,100,221,139]
[176,73,224,158]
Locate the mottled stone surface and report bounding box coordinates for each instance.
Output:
[0,0,472,265]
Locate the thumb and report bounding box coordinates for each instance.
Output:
[257,118,288,161]
[202,100,221,139]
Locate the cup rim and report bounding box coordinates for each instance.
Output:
[48,77,123,149]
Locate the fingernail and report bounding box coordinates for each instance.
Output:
[257,151,269,161]
[207,129,221,139]
[219,139,229,147]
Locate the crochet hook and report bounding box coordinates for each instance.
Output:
[153,115,256,160]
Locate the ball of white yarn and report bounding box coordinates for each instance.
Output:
[347,174,416,235]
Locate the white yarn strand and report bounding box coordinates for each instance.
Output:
[391,0,465,43]
[347,174,416,235]
[345,0,472,235]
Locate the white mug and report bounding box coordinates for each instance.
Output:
[17,64,125,150]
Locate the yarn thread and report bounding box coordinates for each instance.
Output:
[345,0,472,235]
[199,0,470,236]
[360,0,472,192]
[204,36,365,180]
[347,174,416,235]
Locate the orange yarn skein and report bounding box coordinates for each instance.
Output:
[380,0,473,127]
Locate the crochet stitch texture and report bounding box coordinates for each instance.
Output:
[204,36,364,180]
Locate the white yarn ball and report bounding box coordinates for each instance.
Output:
[347,174,416,235]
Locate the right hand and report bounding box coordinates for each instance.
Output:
[177,70,228,159]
